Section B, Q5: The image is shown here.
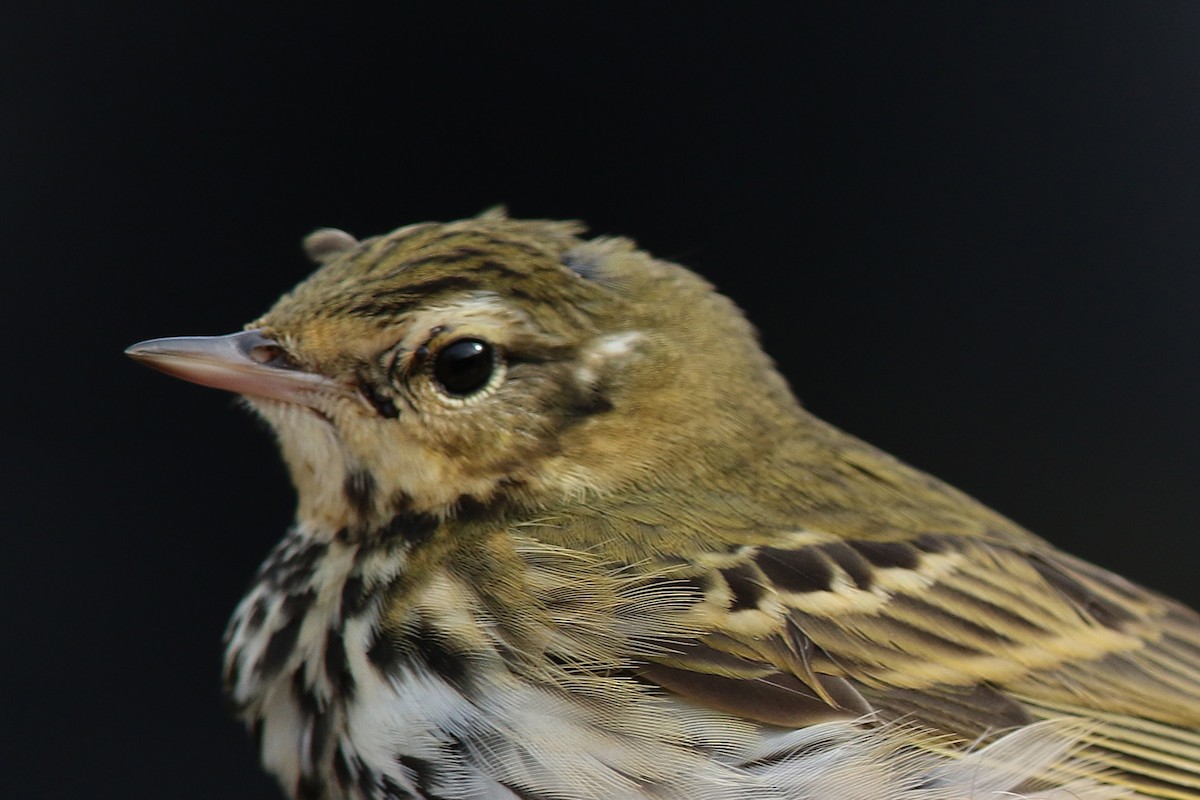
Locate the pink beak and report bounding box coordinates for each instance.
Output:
[125,330,335,405]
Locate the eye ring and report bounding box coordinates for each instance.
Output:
[432,338,500,398]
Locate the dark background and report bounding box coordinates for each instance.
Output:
[7,3,1200,798]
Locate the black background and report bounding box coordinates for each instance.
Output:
[8,4,1200,798]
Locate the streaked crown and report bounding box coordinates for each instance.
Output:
[131,210,801,530]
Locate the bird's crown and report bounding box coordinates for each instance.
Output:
[188,210,800,530]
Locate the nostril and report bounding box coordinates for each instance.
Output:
[235,330,300,369]
[248,343,298,369]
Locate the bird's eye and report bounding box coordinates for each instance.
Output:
[433,339,496,397]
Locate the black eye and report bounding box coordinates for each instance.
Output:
[433,339,496,396]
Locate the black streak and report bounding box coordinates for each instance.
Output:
[259,539,328,591]
[366,628,399,674]
[354,755,377,795]
[755,547,834,594]
[291,669,320,715]
[821,541,875,591]
[401,275,483,296]
[454,493,505,524]
[291,668,332,766]
[848,540,921,571]
[1030,557,1136,630]
[344,470,377,518]
[309,706,331,765]
[251,719,265,759]
[720,564,765,611]
[913,533,952,553]
[258,590,315,679]
[404,248,492,271]
[347,275,482,318]
[333,748,353,789]
[246,597,269,632]
[569,388,614,417]
[324,628,356,700]
[341,574,370,618]
[360,382,400,419]
[476,258,526,280]
[410,620,469,686]
[376,510,439,545]
[296,775,324,800]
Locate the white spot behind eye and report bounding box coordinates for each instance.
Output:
[576,332,644,386]
[596,332,643,357]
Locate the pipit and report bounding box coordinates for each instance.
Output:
[128,211,1200,799]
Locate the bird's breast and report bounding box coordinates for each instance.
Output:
[222,527,458,798]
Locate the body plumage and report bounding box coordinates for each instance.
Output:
[129,212,1200,799]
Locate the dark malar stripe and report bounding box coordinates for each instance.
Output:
[343,470,377,517]
[359,381,400,419]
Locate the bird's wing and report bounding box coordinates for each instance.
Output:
[633,530,1200,799]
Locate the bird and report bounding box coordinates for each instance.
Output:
[126,209,1200,800]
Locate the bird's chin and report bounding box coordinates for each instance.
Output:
[240,395,335,428]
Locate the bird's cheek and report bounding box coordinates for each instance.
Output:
[427,422,515,462]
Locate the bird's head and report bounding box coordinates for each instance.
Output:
[128,211,799,532]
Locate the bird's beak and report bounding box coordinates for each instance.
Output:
[125,330,335,405]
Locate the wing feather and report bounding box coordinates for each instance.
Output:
[633,531,1200,798]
